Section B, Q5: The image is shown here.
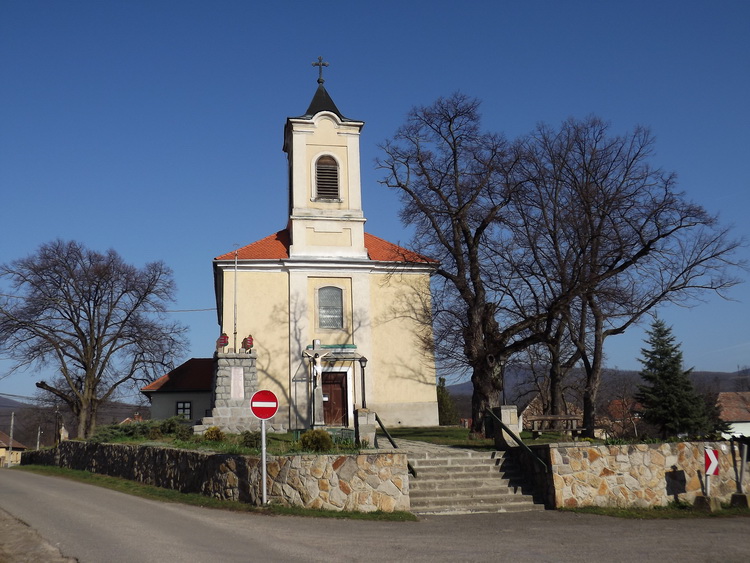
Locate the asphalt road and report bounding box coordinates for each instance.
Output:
[1,468,749,563]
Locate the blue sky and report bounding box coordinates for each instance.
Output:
[1,1,749,401]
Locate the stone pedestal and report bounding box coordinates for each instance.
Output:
[730,493,749,509]
[196,350,284,434]
[313,386,325,427]
[492,405,521,449]
[693,495,722,512]
[355,409,377,448]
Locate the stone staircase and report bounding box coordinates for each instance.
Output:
[407,448,545,514]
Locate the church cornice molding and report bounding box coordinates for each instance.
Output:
[213,258,435,276]
[289,212,365,221]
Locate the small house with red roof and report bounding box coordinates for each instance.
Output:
[141,358,214,424]
[0,430,27,467]
[207,65,439,432]
[717,391,750,438]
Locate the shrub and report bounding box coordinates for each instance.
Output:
[300,429,333,452]
[436,377,459,426]
[604,437,627,445]
[89,425,121,443]
[203,426,225,442]
[158,416,185,435]
[241,430,262,449]
[148,427,163,440]
[174,423,193,441]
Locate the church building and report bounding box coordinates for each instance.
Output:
[210,62,439,431]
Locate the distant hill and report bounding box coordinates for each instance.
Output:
[0,395,31,410]
[0,396,150,447]
[446,368,750,419]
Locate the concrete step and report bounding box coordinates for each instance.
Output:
[410,486,532,500]
[407,449,544,514]
[411,463,507,475]
[412,500,545,515]
[411,495,544,510]
[408,455,500,467]
[410,478,515,491]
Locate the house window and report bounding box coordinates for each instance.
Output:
[176,401,192,420]
[315,155,339,200]
[318,286,343,329]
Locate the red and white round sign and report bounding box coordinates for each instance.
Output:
[250,390,279,420]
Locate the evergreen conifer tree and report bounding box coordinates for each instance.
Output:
[636,319,711,438]
[436,377,460,426]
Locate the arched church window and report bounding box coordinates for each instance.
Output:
[318,286,343,329]
[315,155,339,200]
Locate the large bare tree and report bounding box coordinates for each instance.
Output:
[514,117,744,436]
[379,95,743,436]
[0,240,187,437]
[377,94,565,434]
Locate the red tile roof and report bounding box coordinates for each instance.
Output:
[0,430,27,450]
[215,229,436,264]
[365,232,436,263]
[717,392,750,422]
[141,358,214,394]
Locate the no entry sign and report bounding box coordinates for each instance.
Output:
[250,390,279,420]
[251,390,278,505]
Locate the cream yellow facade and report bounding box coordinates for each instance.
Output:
[213,78,438,430]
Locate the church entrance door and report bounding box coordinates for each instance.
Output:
[322,372,347,426]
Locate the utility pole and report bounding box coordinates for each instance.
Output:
[7,412,14,467]
[54,407,60,445]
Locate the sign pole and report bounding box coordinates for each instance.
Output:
[261,418,267,505]
[704,446,720,497]
[250,390,278,506]
[740,443,748,490]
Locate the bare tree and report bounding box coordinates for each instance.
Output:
[378,94,567,433]
[0,240,187,437]
[516,118,744,436]
[379,96,743,437]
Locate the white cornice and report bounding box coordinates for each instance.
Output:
[213,258,436,276]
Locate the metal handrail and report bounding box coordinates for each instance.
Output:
[374,413,417,477]
[485,409,548,473]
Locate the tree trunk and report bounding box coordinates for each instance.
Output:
[76,400,98,439]
[548,359,564,417]
[470,364,502,436]
[582,388,596,438]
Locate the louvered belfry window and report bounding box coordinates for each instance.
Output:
[316,155,339,199]
[319,286,344,329]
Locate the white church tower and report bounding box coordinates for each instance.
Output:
[211,59,439,431]
[284,57,368,261]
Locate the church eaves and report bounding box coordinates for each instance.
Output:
[214,229,436,264]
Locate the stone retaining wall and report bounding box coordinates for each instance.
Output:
[21,442,409,512]
[518,441,748,508]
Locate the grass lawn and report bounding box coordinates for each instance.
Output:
[566,503,750,519]
[90,430,353,457]
[378,425,494,449]
[377,425,597,449]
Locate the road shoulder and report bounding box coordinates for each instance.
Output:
[0,507,76,563]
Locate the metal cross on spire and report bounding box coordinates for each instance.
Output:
[312,56,329,84]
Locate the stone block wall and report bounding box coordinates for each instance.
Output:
[519,441,748,508]
[196,351,284,434]
[266,452,409,512]
[21,442,409,512]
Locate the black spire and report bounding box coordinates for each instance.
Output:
[298,56,350,121]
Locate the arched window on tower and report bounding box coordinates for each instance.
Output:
[315,155,339,200]
[318,286,343,329]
